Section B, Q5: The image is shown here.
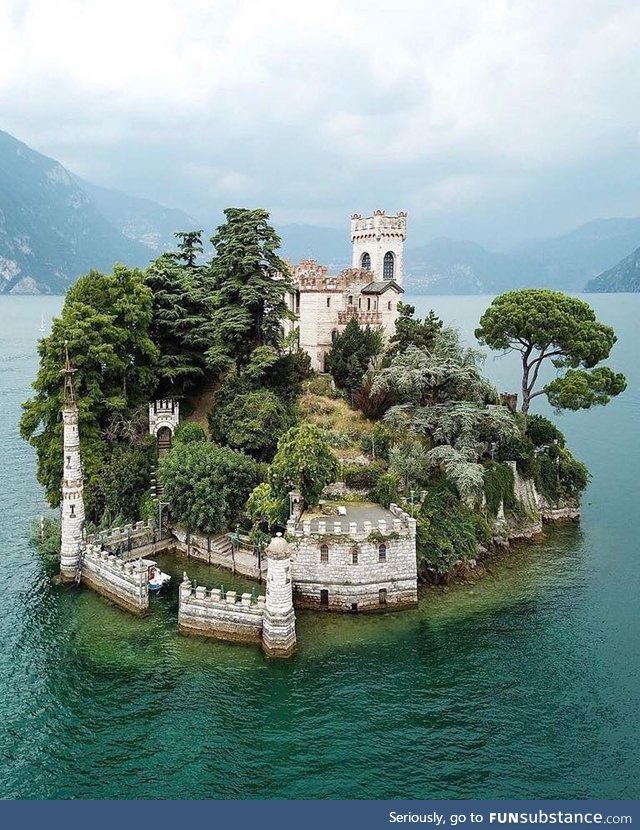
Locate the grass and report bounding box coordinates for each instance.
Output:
[297,389,375,461]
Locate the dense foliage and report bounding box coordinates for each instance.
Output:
[20,265,158,515]
[208,387,296,461]
[159,442,260,534]
[269,424,339,507]
[327,319,383,395]
[206,208,294,374]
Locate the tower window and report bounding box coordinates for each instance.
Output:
[351,546,359,565]
[383,251,395,279]
[70,504,75,518]
[66,455,71,468]
[361,252,371,271]
[320,544,329,563]
[379,588,387,606]
[326,296,331,308]
[348,295,353,305]
[388,301,392,311]
[378,543,387,563]
[331,329,338,342]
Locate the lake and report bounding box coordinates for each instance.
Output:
[0,293,638,799]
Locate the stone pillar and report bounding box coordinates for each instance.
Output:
[60,354,86,583]
[262,533,296,658]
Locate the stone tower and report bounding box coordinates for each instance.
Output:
[262,533,297,658]
[60,348,86,583]
[351,210,407,286]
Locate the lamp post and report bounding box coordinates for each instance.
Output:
[409,489,416,518]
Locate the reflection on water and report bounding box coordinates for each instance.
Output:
[0,294,638,800]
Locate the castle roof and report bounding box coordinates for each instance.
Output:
[360,280,404,295]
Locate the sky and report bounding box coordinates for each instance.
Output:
[1,0,640,249]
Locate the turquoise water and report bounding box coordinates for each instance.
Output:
[0,294,638,800]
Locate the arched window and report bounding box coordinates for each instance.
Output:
[331,329,338,342]
[378,543,387,563]
[348,295,353,305]
[383,251,395,279]
[387,301,392,311]
[320,544,329,563]
[361,252,371,271]
[351,546,359,565]
[326,296,331,308]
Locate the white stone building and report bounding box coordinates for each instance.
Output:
[286,210,407,372]
[286,502,418,613]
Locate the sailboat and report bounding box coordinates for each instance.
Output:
[38,315,45,333]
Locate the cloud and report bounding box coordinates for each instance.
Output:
[1,0,639,245]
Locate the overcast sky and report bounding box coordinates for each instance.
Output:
[1,0,640,248]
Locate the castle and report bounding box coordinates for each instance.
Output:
[286,210,407,372]
[57,209,419,656]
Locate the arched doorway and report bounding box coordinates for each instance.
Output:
[157,426,172,457]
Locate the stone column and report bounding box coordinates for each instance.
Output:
[60,356,86,583]
[262,533,296,658]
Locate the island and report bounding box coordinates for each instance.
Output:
[21,208,626,657]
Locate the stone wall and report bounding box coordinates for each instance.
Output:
[286,504,418,612]
[80,546,150,615]
[178,578,265,644]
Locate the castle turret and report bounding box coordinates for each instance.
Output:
[351,209,407,286]
[262,533,296,658]
[59,348,86,583]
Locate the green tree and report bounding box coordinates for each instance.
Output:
[269,424,339,507]
[206,208,294,374]
[20,266,159,507]
[88,439,155,525]
[387,302,443,358]
[245,482,287,529]
[174,422,208,444]
[145,231,216,396]
[208,388,296,461]
[373,328,495,407]
[160,442,260,534]
[327,318,383,394]
[475,289,626,413]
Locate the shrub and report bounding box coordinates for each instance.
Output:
[483,462,516,516]
[370,472,400,508]
[269,424,339,507]
[343,460,387,490]
[160,442,261,533]
[209,387,296,461]
[360,423,392,461]
[174,422,207,444]
[494,433,537,478]
[416,486,477,575]
[525,414,565,448]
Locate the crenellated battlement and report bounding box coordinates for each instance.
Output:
[178,574,265,645]
[286,502,416,542]
[80,545,151,614]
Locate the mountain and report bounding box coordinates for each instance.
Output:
[586,246,640,292]
[403,237,545,294]
[276,218,640,294]
[514,218,640,291]
[77,177,200,253]
[0,130,198,294]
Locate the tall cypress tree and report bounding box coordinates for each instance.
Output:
[206,208,294,374]
[145,230,216,396]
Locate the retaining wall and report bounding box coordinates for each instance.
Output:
[178,580,265,644]
[80,546,150,615]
